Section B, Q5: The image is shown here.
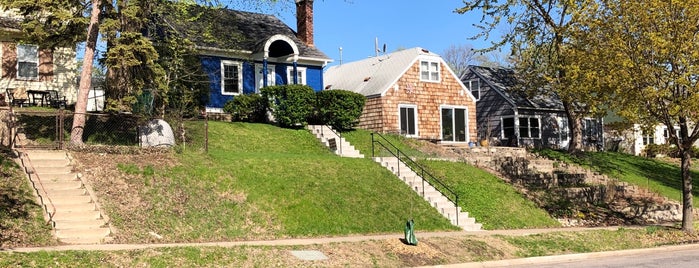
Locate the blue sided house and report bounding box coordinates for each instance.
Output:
[161,0,331,113]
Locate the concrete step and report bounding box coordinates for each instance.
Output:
[52,210,101,221]
[34,166,72,174]
[55,228,111,244]
[54,219,106,229]
[52,202,96,212]
[43,188,87,197]
[49,194,93,205]
[38,180,83,191]
[35,173,78,181]
[25,150,69,160]
[28,159,70,168]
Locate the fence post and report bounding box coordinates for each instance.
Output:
[371,132,375,158]
[58,109,64,150]
[205,113,209,153]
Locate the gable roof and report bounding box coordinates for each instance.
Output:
[157,4,330,61]
[467,65,563,110]
[325,47,460,97]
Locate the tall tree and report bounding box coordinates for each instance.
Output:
[581,0,699,232]
[71,0,102,146]
[456,0,601,153]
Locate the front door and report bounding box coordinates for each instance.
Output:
[441,107,468,142]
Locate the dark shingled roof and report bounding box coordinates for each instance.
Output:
[468,65,564,110]
[158,4,329,61]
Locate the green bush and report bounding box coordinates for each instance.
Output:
[314,89,366,131]
[261,85,315,128]
[223,93,267,123]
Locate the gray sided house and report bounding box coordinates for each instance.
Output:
[158,0,331,113]
[463,65,603,150]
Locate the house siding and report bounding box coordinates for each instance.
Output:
[203,57,324,110]
[358,60,477,142]
[0,43,77,103]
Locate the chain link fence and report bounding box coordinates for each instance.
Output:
[4,108,209,153]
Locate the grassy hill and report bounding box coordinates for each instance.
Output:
[4,122,557,246]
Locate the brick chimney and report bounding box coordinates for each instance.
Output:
[295,0,314,47]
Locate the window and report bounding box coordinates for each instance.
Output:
[519,116,540,138]
[17,44,39,79]
[502,117,515,139]
[642,131,654,145]
[221,60,242,95]
[419,60,439,82]
[559,117,570,141]
[441,106,468,142]
[663,127,680,144]
[287,66,306,85]
[255,64,276,92]
[466,79,481,100]
[399,105,418,137]
[582,118,599,141]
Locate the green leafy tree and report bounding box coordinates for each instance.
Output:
[1,0,281,145]
[580,0,699,232]
[456,0,603,153]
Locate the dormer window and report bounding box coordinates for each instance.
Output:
[419,60,440,82]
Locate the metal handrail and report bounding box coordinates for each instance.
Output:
[371,132,461,226]
[319,125,342,156]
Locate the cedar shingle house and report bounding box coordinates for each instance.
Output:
[325,48,478,143]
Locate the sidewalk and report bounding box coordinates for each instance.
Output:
[4,226,634,253]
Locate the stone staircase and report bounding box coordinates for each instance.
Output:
[375,157,482,231]
[443,145,682,225]
[307,125,364,158]
[18,149,113,244]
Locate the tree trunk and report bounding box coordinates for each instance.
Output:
[680,147,694,233]
[563,100,583,153]
[70,0,101,146]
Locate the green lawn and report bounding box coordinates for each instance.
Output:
[105,122,459,243]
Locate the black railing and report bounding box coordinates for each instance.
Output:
[319,125,343,156]
[371,132,461,226]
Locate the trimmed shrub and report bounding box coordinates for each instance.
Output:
[261,85,315,128]
[223,93,267,123]
[314,89,366,130]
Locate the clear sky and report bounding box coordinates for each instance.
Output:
[255,0,506,67]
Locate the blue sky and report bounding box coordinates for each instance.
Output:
[256,0,506,67]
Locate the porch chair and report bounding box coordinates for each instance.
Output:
[6,88,27,107]
[46,90,67,109]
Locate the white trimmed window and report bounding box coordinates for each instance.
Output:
[221,60,242,95]
[398,104,418,137]
[419,60,440,82]
[643,131,655,145]
[17,44,39,80]
[519,116,541,139]
[465,79,481,100]
[287,66,306,85]
[255,64,276,92]
[502,117,516,139]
